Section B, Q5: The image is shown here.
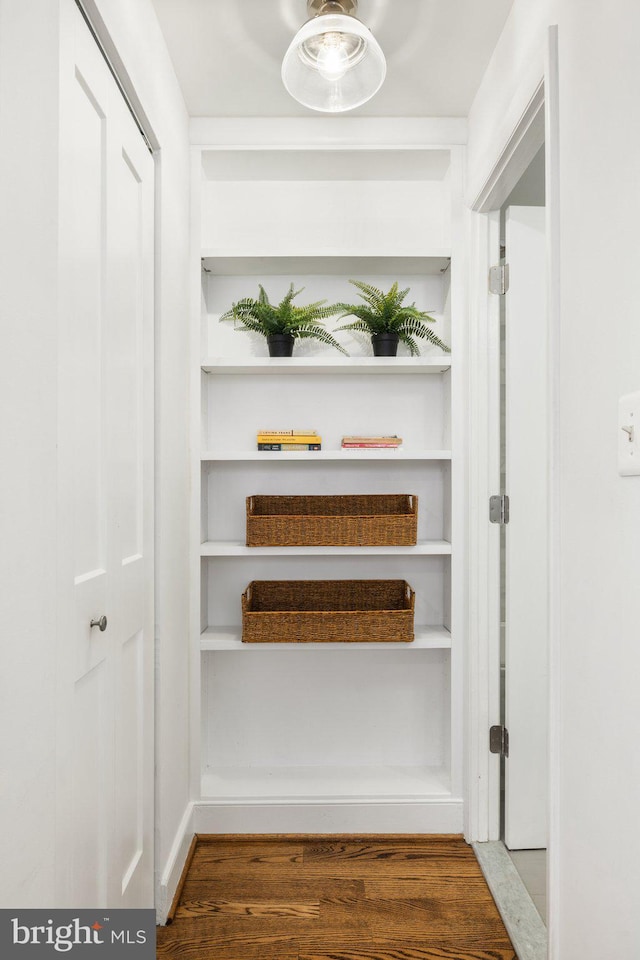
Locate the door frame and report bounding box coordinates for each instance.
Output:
[502,203,549,851]
[465,22,560,950]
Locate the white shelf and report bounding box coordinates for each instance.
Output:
[200,540,452,557]
[201,449,452,462]
[200,764,452,801]
[201,356,452,375]
[200,625,452,651]
[201,254,451,278]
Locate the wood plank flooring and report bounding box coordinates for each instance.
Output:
[157,835,516,960]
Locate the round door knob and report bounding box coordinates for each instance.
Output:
[90,615,108,632]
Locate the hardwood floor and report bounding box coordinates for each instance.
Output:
[157,835,516,960]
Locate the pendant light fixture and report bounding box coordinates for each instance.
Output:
[282,0,386,113]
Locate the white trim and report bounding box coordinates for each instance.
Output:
[190,117,468,148]
[189,147,204,802]
[470,81,545,214]
[465,208,502,842]
[466,30,558,839]
[465,19,560,950]
[193,800,463,834]
[448,145,467,806]
[544,26,561,960]
[156,802,195,924]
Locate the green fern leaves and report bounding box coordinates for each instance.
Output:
[220,283,346,354]
[335,280,450,357]
[220,279,450,358]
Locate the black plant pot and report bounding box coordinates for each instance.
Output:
[267,334,295,357]
[371,333,399,357]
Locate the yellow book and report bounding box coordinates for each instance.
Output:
[257,431,320,442]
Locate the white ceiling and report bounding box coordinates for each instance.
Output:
[150,0,514,118]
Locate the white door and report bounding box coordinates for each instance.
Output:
[504,206,548,850]
[56,0,154,907]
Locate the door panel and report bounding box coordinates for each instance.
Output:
[66,42,109,618]
[105,79,155,910]
[111,145,145,563]
[71,664,108,907]
[116,628,144,898]
[504,205,548,850]
[57,0,154,908]
[57,10,112,909]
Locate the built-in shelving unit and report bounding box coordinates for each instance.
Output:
[191,135,465,833]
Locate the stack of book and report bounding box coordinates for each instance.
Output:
[257,430,322,451]
[341,435,403,449]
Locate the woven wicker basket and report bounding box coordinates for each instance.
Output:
[241,579,415,643]
[246,494,418,547]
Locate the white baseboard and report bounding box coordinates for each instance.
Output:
[156,802,195,925]
[155,798,463,920]
[193,799,464,834]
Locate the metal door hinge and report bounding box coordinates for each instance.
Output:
[489,494,510,524]
[489,263,510,295]
[490,724,509,757]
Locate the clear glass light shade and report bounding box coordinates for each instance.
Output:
[281,14,386,113]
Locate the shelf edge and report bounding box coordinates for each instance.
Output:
[201,356,453,374]
[200,627,452,652]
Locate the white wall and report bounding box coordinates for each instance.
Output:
[466,0,557,205]
[202,180,450,256]
[0,0,61,906]
[84,0,192,920]
[0,0,192,916]
[554,1,640,955]
[468,1,640,956]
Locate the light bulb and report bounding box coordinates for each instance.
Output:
[316,32,350,81]
[299,29,366,81]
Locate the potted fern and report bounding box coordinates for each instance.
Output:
[335,280,451,357]
[220,283,346,357]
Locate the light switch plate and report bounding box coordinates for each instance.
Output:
[618,391,640,476]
